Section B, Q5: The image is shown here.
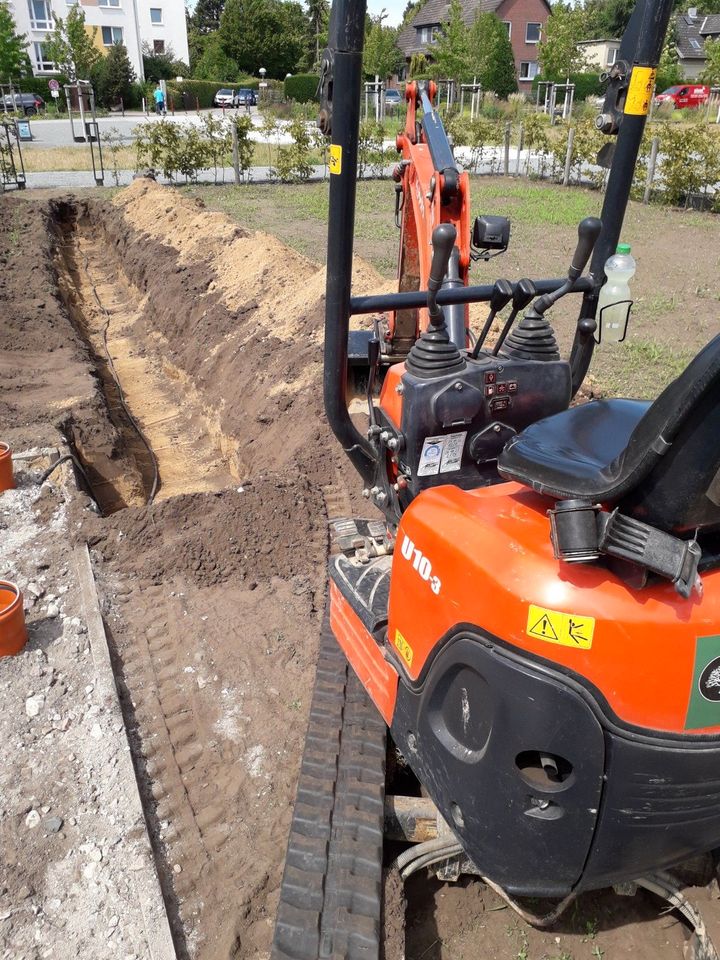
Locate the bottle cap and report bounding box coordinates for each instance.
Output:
[616,243,631,254]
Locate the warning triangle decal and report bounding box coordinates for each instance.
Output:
[528,613,559,642]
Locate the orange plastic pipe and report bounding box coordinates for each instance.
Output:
[0,582,27,656]
[0,443,14,491]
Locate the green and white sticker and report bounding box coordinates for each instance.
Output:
[685,634,720,730]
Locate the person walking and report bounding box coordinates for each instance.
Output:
[153,84,166,117]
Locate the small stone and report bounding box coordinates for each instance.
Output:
[46,603,60,619]
[27,583,43,599]
[173,863,182,874]
[45,817,63,833]
[26,694,45,718]
[109,915,119,928]
[85,685,94,696]
[89,848,103,863]
[90,723,103,740]
[25,810,41,829]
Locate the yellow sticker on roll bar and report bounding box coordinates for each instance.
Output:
[625,66,657,116]
[329,144,342,175]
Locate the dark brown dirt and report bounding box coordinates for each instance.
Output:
[3,181,720,960]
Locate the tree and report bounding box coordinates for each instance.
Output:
[363,17,401,79]
[468,13,517,97]
[538,2,588,81]
[702,37,720,85]
[581,0,634,41]
[191,0,224,33]
[0,1,31,79]
[409,52,428,77]
[219,0,308,76]
[401,0,423,25]
[93,42,135,106]
[306,0,329,68]
[44,5,100,81]
[430,0,470,83]
[142,41,189,80]
[192,31,239,79]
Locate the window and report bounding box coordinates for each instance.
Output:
[607,47,618,66]
[101,25,124,44]
[502,20,511,37]
[417,25,439,44]
[33,41,55,70]
[99,0,121,6]
[150,7,162,23]
[519,61,539,80]
[525,22,541,43]
[689,38,702,50]
[153,38,165,53]
[28,0,52,30]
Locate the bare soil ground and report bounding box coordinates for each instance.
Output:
[1,178,719,960]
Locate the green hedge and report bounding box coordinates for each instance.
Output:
[532,72,603,102]
[166,79,233,108]
[284,73,319,103]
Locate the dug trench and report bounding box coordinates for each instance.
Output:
[1,180,390,960]
[2,182,715,960]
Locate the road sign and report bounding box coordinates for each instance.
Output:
[48,79,60,92]
[51,90,60,99]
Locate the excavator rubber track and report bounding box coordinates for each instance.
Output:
[272,616,387,960]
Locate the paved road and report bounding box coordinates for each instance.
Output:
[15,107,259,148]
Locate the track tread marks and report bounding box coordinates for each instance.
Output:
[272,622,386,960]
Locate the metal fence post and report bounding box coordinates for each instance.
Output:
[643,136,659,205]
[503,122,511,176]
[562,126,575,186]
[231,120,241,184]
[515,123,524,176]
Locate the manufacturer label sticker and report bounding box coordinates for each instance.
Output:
[625,66,657,116]
[685,634,720,730]
[417,432,467,476]
[526,604,595,650]
[394,629,414,667]
[329,144,342,175]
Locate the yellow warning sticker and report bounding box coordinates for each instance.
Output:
[625,66,657,116]
[526,604,595,650]
[394,629,414,667]
[329,143,342,175]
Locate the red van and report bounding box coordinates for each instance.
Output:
[655,84,710,109]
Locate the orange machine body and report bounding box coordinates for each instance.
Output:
[331,480,720,737]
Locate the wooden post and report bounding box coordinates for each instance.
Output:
[231,121,241,185]
[643,136,659,205]
[503,122,511,176]
[562,126,575,186]
[515,123,524,176]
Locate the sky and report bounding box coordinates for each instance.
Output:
[366,0,408,27]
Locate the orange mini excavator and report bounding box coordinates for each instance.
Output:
[272,0,720,957]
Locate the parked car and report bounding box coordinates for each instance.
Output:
[655,84,710,109]
[213,88,236,108]
[384,88,403,106]
[1,93,45,116]
[234,88,257,107]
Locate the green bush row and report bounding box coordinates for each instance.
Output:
[532,73,604,102]
[284,74,319,104]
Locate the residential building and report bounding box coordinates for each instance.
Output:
[577,38,620,71]
[396,0,551,90]
[7,0,189,82]
[674,8,720,79]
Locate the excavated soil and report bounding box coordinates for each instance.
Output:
[3,180,720,960]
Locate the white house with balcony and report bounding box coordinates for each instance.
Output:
[7,0,189,81]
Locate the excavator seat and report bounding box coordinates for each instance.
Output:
[498,334,720,536]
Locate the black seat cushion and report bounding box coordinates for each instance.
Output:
[498,399,650,499]
[498,334,720,531]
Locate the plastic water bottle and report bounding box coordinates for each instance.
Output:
[597,243,636,343]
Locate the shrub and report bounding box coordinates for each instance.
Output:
[272,116,313,183]
[284,73,319,104]
[166,79,232,109]
[532,72,603,103]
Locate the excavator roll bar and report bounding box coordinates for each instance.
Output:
[319,0,675,487]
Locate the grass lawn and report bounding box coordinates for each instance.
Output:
[186,175,719,399]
